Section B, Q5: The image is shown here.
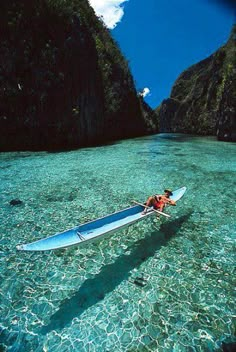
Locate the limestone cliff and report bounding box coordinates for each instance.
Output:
[0,0,155,151]
[156,25,236,141]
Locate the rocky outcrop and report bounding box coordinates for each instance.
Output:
[156,25,236,141]
[139,98,159,134]
[0,0,154,151]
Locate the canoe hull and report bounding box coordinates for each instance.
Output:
[16,187,186,251]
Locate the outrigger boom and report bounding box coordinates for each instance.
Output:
[16,187,186,252]
[132,200,171,218]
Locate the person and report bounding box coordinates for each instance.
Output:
[142,189,176,215]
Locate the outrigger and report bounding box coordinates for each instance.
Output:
[16,187,186,252]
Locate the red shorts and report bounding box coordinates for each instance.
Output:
[153,199,164,209]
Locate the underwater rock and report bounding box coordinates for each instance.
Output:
[0,344,7,352]
[10,199,23,206]
[222,341,236,352]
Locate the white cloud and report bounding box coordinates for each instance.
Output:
[89,0,128,29]
[139,87,151,98]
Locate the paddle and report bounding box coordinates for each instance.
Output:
[132,200,171,218]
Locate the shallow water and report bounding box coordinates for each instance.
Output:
[0,134,235,352]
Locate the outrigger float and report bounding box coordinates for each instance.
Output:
[16,187,186,252]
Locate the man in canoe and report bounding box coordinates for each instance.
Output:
[142,189,176,215]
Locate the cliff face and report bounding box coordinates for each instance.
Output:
[156,25,236,141]
[0,0,154,151]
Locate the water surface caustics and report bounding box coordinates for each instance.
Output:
[0,134,235,351]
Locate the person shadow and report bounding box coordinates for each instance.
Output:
[41,212,192,334]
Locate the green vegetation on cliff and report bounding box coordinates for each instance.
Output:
[156,25,236,141]
[0,0,156,151]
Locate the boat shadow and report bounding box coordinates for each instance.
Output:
[41,212,192,334]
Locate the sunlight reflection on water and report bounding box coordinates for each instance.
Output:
[0,134,235,351]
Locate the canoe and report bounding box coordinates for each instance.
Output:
[16,187,186,251]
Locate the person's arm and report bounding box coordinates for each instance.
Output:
[169,199,176,206]
[163,197,176,206]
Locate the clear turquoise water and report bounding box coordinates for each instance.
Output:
[0,134,235,352]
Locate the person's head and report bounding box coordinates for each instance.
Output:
[164,189,173,197]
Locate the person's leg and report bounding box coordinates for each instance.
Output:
[142,197,153,214]
[146,197,154,207]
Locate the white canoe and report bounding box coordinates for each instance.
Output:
[16,187,186,251]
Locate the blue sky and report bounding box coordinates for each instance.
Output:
[90,0,235,108]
